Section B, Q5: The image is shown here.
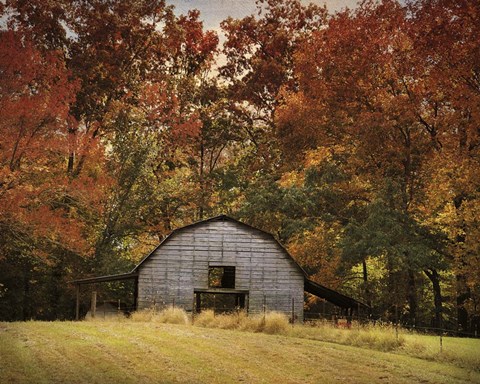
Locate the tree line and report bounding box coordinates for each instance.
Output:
[0,0,478,333]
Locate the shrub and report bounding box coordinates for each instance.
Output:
[239,314,264,333]
[289,320,405,352]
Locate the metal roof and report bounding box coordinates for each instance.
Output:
[304,279,368,310]
[72,272,139,285]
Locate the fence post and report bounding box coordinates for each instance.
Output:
[91,291,97,319]
[75,284,80,321]
[192,293,195,325]
[395,304,399,342]
[440,333,443,353]
[291,297,295,326]
[263,295,266,322]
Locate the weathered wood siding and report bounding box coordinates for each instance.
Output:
[137,218,304,319]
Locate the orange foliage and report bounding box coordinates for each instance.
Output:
[288,224,342,289]
[0,31,105,258]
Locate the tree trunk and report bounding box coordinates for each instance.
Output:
[456,274,470,333]
[453,194,470,333]
[67,151,75,174]
[50,264,63,320]
[22,261,31,321]
[362,260,372,314]
[424,268,443,329]
[407,269,417,327]
[386,258,399,323]
[199,142,205,220]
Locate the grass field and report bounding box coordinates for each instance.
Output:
[1,319,479,384]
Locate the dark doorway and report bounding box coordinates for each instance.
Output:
[194,291,247,314]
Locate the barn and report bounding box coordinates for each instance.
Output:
[73,215,365,320]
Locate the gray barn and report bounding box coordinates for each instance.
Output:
[74,215,365,320]
[135,215,305,318]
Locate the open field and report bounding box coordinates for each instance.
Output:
[0,320,479,384]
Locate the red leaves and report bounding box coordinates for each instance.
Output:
[136,82,201,143]
[221,0,326,105]
[0,30,104,258]
[0,31,72,172]
[164,9,219,76]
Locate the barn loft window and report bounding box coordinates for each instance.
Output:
[208,266,235,289]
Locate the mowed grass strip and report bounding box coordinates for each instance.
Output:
[0,321,479,384]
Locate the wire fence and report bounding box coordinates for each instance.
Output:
[305,311,480,339]
[84,295,480,339]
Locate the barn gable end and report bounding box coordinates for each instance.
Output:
[135,215,305,318]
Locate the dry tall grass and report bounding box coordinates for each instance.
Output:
[129,306,189,325]
[129,309,400,350]
[293,320,405,352]
[194,310,290,334]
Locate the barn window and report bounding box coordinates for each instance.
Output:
[208,266,235,289]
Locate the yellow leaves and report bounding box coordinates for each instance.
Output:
[461,197,480,257]
[278,170,303,188]
[304,147,334,167]
[288,224,342,289]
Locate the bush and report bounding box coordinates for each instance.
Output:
[213,311,247,330]
[294,320,405,352]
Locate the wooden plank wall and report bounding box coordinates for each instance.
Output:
[137,219,304,319]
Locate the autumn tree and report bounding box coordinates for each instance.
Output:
[410,0,480,332]
[1,0,219,319]
[1,0,478,329]
[220,0,327,168]
[0,29,104,319]
[276,0,477,327]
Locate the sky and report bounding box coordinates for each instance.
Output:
[166,0,360,31]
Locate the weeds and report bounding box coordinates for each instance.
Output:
[128,306,189,325]
[290,321,405,352]
[194,310,289,335]
[157,307,189,324]
[262,312,290,334]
